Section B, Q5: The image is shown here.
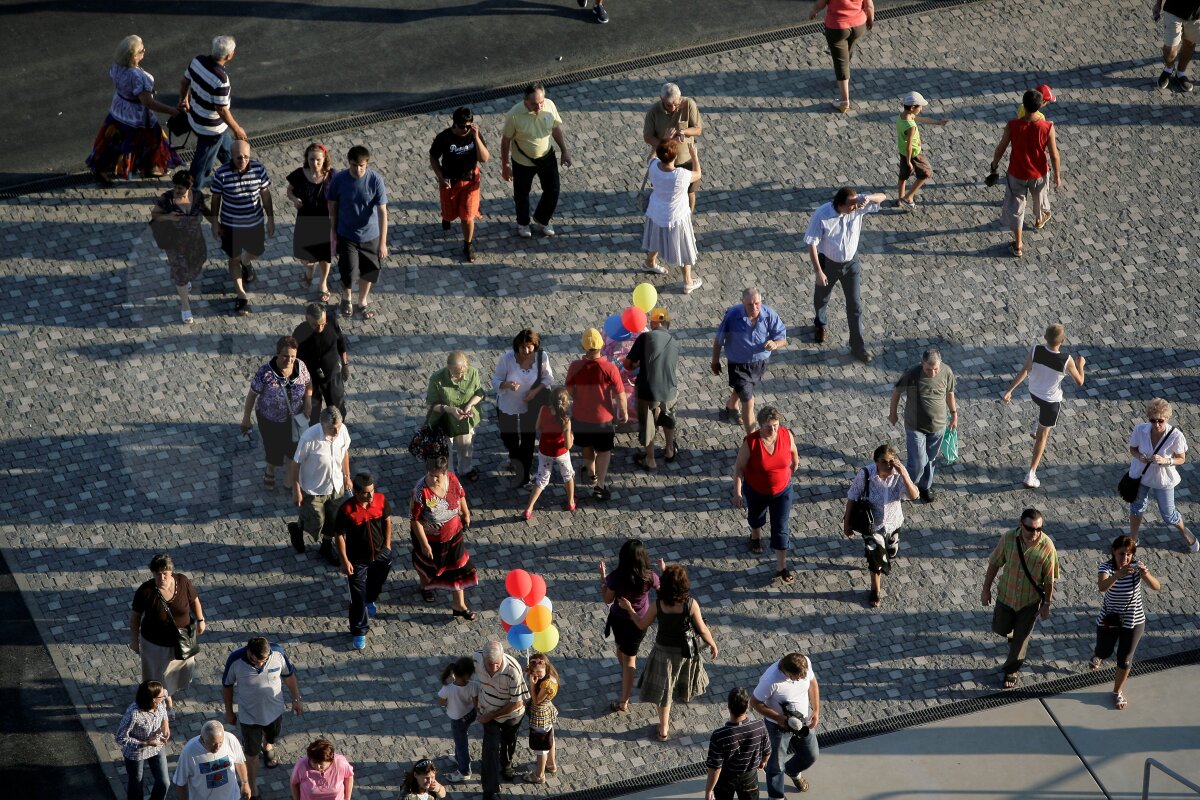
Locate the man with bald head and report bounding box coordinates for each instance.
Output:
[210,139,273,317]
[173,719,250,799]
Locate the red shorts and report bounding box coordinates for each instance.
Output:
[439,170,482,222]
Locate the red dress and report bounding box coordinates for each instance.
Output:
[410,472,478,592]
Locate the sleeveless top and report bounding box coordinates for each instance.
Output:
[1006,117,1053,180]
[743,427,794,496]
[654,597,692,653]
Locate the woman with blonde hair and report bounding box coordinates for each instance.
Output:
[286,143,334,301]
[1125,398,1196,551]
[87,35,182,183]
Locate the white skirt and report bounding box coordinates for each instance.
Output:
[642,216,698,267]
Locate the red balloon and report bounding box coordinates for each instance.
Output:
[505,569,533,599]
[621,306,647,334]
[524,574,547,606]
[501,620,513,632]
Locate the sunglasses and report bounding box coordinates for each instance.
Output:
[1021,523,1044,533]
[1149,418,1166,424]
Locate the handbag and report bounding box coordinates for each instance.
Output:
[940,428,959,465]
[167,109,191,139]
[156,590,199,662]
[1117,426,1172,502]
[526,350,552,414]
[1101,565,1139,628]
[408,412,450,460]
[848,467,875,536]
[682,597,705,660]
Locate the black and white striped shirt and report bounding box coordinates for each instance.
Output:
[1097,559,1146,628]
[212,161,270,227]
[184,55,231,136]
[706,718,771,777]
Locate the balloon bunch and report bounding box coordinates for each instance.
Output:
[498,569,560,653]
[602,283,658,342]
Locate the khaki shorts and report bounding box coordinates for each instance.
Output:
[1163,12,1200,48]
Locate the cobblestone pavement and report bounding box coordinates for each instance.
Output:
[2,0,1199,797]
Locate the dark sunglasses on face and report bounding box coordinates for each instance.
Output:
[1021,522,1044,533]
[1149,418,1166,424]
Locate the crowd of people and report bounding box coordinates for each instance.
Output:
[84,6,1198,799]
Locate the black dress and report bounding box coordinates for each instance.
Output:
[287,167,331,262]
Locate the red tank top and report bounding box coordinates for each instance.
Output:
[743,427,794,495]
[538,406,567,457]
[1006,118,1052,181]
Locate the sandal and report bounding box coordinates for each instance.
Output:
[300,271,313,290]
[262,749,279,769]
[524,774,546,785]
[355,304,376,320]
[263,472,276,489]
[832,101,851,113]
[452,607,478,621]
[1088,656,1102,671]
[655,726,669,741]
[180,309,194,325]
[749,536,764,555]
[868,589,881,608]
[609,700,629,714]
[1035,211,1052,230]
[664,449,677,463]
[1008,241,1022,258]
[1003,674,1020,690]
[340,298,353,317]
[792,775,810,793]
[421,588,436,603]
[776,568,794,584]
[318,290,331,303]
[1114,691,1127,710]
[634,455,657,472]
[463,468,480,482]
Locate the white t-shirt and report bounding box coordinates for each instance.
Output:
[1127,423,1187,489]
[1027,345,1071,403]
[438,680,479,721]
[173,734,246,800]
[293,424,351,496]
[752,659,818,720]
[645,159,693,227]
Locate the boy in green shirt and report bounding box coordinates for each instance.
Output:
[896,91,948,211]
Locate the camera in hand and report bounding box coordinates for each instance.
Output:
[784,702,810,739]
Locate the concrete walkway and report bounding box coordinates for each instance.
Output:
[622,664,1200,800]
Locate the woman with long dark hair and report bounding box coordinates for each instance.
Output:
[491,329,554,488]
[599,539,662,713]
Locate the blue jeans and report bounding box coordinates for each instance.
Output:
[743,483,794,551]
[450,708,477,775]
[1130,483,1182,526]
[188,129,232,189]
[813,254,864,351]
[905,428,945,492]
[347,549,393,636]
[124,751,168,800]
[764,721,819,798]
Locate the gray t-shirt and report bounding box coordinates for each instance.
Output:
[628,329,679,403]
[894,364,955,432]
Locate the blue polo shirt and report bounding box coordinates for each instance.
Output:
[222,644,295,726]
[716,304,787,364]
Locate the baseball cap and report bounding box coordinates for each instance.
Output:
[1035,84,1055,103]
[902,91,928,107]
[650,307,670,323]
[581,328,603,351]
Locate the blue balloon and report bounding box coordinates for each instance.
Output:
[507,623,534,650]
[603,313,631,342]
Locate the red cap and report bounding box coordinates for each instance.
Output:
[1036,84,1055,103]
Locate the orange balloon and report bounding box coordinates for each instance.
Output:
[524,604,552,633]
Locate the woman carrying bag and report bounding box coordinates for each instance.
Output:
[1089,535,1161,710]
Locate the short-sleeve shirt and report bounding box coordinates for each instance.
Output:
[211,161,271,228]
[472,651,529,723]
[643,97,703,161]
[184,55,231,137]
[250,359,311,424]
[1127,424,1187,489]
[1097,559,1146,629]
[502,98,562,167]
[565,356,623,425]
[989,528,1060,611]
[290,754,354,800]
[327,169,388,241]
[752,659,818,720]
[1027,345,1070,403]
[430,127,487,181]
[894,364,955,432]
[131,573,198,648]
[605,569,660,620]
[174,734,245,799]
[109,64,154,127]
[438,680,479,721]
[292,422,351,496]
[645,160,693,227]
[822,0,868,28]
[847,464,906,535]
[222,644,296,726]
[528,676,559,730]
[706,718,771,776]
[286,169,331,217]
[716,304,787,364]
[896,115,921,156]
[334,493,392,564]
[627,329,679,403]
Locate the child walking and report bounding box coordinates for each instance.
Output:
[437,657,478,782]
[896,91,948,210]
[524,653,560,784]
[521,388,576,520]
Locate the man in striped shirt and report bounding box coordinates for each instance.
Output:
[473,641,528,800]
[705,688,771,800]
[211,140,274,317]
[179,35,248,190]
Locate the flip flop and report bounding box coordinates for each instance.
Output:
[1008,242,1022,258]
[1114,691,1127,710]
[749,536,764,554]
[1003,674,1020,690]
[776,568,794,584]
[421,588,436,603]
[318,290,331,303]
[609,700,629,714]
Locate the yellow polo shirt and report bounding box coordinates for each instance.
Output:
[502,98,562,167]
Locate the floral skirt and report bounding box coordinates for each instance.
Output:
[87,114,182,180]
[412,520,479,592]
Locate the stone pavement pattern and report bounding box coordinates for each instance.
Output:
[1,0,1199,797]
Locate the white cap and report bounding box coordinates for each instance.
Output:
[902,91,928,107]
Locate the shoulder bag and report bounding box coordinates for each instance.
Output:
[682,597,704,660]
[1101,568,1138,628]
[1117,426,1172,502]
[634,162,651,213]
[526,350,552,415]
[1014,534,1046,603]
[280,369,309,441]
[148,194,181,251]
[156,589,199,662]
[849,467,875,536]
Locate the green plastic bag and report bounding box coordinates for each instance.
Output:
[941,428,959,464]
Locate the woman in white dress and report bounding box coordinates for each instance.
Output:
[642,140,703,294]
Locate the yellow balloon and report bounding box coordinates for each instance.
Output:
[532,624,560,653]
[632,283,658,313]
[524,604,552,633]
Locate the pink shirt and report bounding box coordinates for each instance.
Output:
[823,0,868,29]
[291,754,354,800]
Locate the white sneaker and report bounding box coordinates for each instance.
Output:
[1023,471,1040,489]
[538,222,556,237]
[683,278,704,294]
[446,771,468,782]
[1188,537,1199,553]
[517,225,532,238]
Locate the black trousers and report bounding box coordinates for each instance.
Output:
[512,153,560,225]
[498,409,537,480]
[308,373,347,425]
[714,768,760,800]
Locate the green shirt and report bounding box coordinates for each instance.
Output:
[989,528,1060,611]
[643,98,703,164]
[426,366,484,437]
[894,364,955,432]
[897,115,921,156]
